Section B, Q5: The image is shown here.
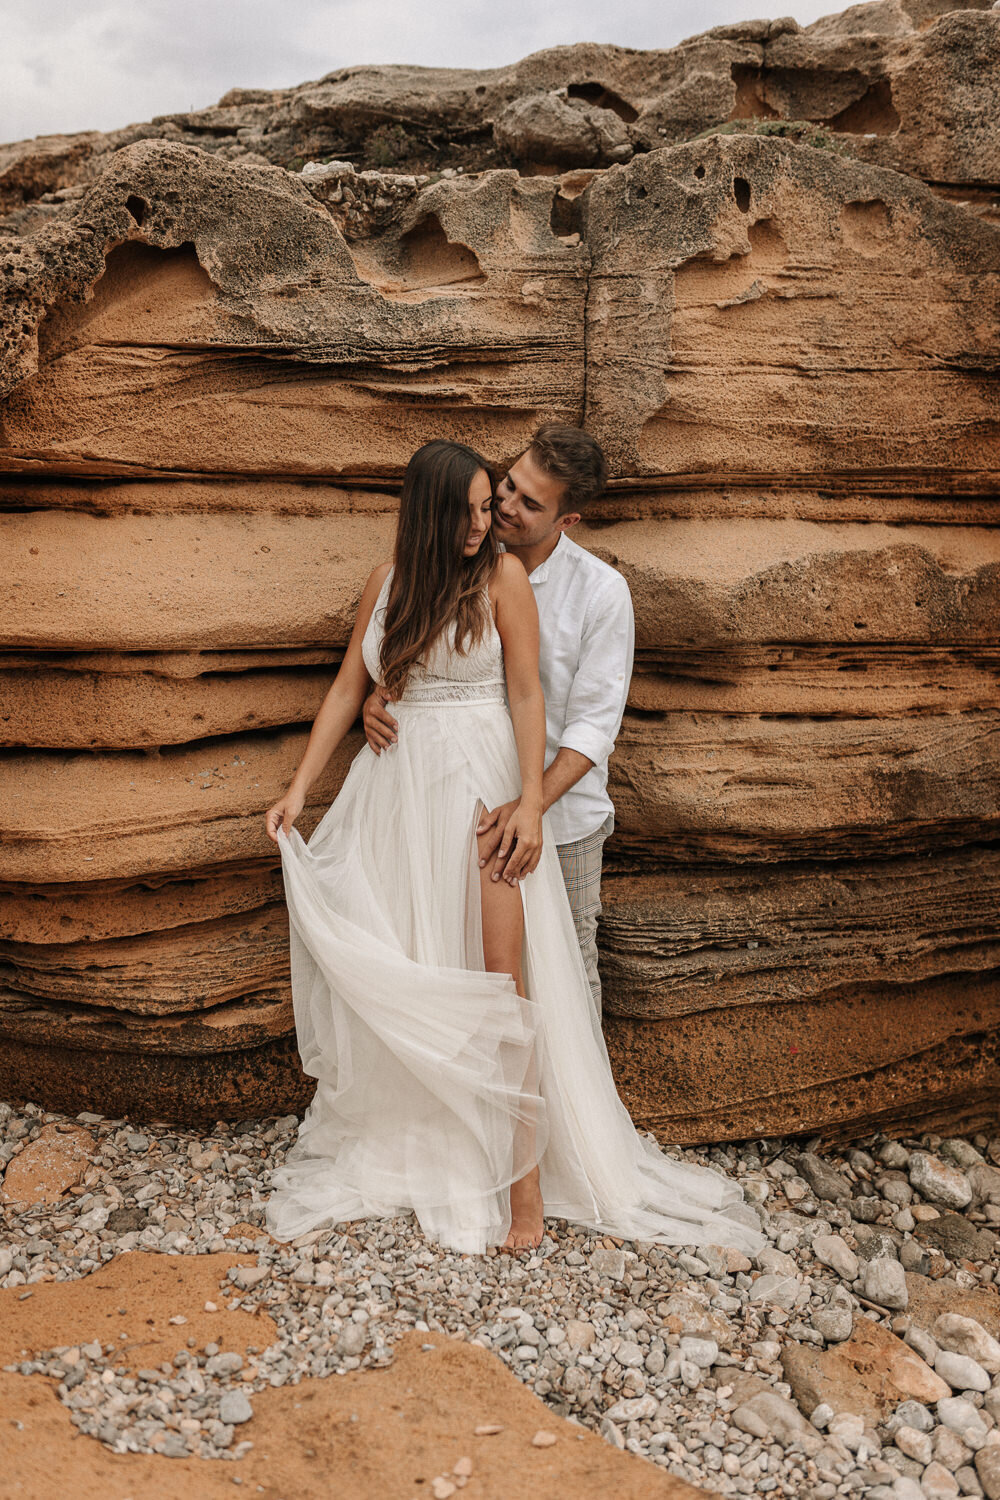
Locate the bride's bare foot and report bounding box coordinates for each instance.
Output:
[501,1166,544,1252]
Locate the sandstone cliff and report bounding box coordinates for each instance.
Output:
[2,0,997,240]
[1,0,998,1141]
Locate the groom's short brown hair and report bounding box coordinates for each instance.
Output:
[528,423,608,514]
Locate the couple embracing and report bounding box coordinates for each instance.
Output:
[264,425,763,1259]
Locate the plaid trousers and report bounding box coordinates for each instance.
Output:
[555,812,614,1017]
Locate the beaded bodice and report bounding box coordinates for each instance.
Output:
[361,570,506,705]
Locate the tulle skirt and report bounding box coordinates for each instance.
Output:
[265,698,765,1257]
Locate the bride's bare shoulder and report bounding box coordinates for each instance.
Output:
[367,561,393,590]
[493,551,532,598]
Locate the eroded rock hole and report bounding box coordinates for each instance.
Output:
[566,82,638,123]
[694,165,706,180]
[733,178,752,213]
[37,241,215,364]
[729,66,780,121]
[826,80,900,136]
[399,214,484,289]
[125,195,148,226]
[550,190,583,239]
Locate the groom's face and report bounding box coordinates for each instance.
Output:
[491,448,580,547]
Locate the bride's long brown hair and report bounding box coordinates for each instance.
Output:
[378,439,500,697]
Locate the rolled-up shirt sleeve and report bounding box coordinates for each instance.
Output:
[558,575,635,767]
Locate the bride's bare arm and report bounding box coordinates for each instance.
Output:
[265,563,391,840]
[493,553,546,882]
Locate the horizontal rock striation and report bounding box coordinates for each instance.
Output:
[1,3,999,1137]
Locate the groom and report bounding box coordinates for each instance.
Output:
[363,423,634,1016]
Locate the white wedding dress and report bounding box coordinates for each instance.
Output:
[265,572,765,1257]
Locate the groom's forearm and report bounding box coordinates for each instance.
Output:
[541,748,594,814]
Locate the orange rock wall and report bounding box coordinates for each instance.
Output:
[2,20,999,1141]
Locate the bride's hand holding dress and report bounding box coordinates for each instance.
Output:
[263,562,392,843]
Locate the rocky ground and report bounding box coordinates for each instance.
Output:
[5,1102,1000,1497]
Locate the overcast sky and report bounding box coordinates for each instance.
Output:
[3,0,842,144]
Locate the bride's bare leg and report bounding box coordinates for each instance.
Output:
[477,829,543,1252]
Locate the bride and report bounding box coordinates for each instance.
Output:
[263,439,764,1258]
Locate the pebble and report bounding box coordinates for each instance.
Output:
[937,1397,989,1446]
[935,1350,991,1392]
[812,1300,854,1344]
[894,1423,933,1464]
[813,1233,859,1282]
[3,1099,1000,1498]
[932,1314,1000,1374]
[219,1392,254,1425]
[909,1153,974,1211]
[977,1446,1000,1500]
[861,1257,909,1309]
[794,1152,853,1203]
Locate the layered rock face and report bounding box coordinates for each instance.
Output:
[1,0,999,1139]
[2,0,997,239]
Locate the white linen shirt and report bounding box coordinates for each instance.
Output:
[509,531,635,847]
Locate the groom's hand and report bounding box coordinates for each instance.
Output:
[477,797,521,879]
[363,687,398,755]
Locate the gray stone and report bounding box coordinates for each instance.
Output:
[757,1246,800,1278]
[794,1153,853,1204]
[955,1464,983,1497]
[900,1239,931,1275]
[857,1230,899,1263]
[218,1392,253,1425]
[894,1400,934,1433]
[968,1164,1000,1207]
[604,1394,658,1421]
[905,1324,940,1365]
[935,1349,991,1392]
[877,1174,914,1207]
[493,90,631,168]
[975,1446,1000,1500]
[937,1396,989,1445]
[916,1213,999,1263]
[933,1425,974,1473]
[812,1302,854,1344]
[813,1233,859,1282]
[932,1314,1000,1375]
[590,1247,626,1281]
[679,1336,718,1369]
[336,1323,368,1357]
[860,1257,908,1309]
[880,1142,911,1170]
[941,1140,985,1170]
[890,1479,926,1500]
[908,1154,973,1211]
[732,1404,771,1439]
[749,1272,801,1311]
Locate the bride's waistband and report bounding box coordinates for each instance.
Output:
[394,685,507,708]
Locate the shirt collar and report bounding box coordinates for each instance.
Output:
[526,529,568,585]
